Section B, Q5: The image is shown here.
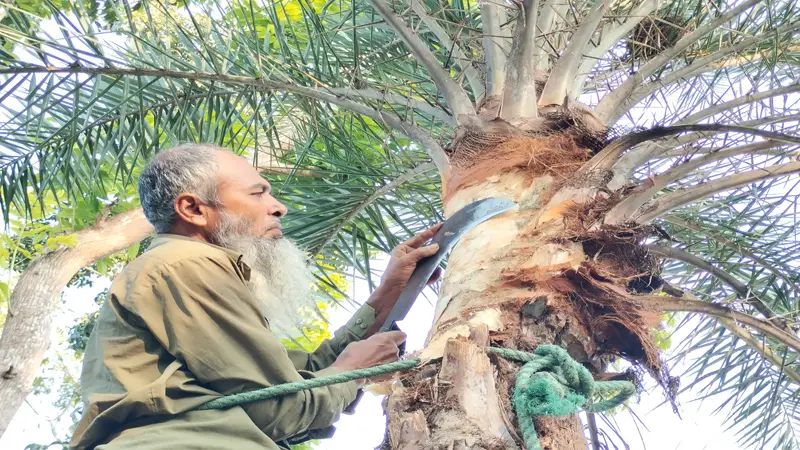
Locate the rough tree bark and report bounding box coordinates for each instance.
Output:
[0,208,153,436]
[385,114,669,449]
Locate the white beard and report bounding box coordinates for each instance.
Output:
[211,211,318,333]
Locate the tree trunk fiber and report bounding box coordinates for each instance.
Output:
[387,169,591,449]
[386,131,661,449]
[0,208,153,437]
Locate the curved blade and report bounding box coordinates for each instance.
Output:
[380,197,517,332]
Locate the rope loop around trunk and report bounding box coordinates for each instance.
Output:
[194,344,635,450]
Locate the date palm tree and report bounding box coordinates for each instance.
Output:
[2,0,800,447]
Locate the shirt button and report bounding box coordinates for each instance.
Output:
[356,318,363,325]
[359,323,367,329]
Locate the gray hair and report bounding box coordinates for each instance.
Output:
[138,143,222,233]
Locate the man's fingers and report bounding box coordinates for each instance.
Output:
[406,243,439,263]
[378,330,407,346]
[389,330,407,345]
[401,223,443,249]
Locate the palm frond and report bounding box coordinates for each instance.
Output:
[3,0,800,447]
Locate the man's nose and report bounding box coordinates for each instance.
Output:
[269,198,288,217]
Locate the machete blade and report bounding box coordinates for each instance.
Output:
[380,197,517,332]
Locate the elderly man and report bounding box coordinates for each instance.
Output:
[70,144,441,449]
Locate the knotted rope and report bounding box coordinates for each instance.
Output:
[195,345,634,450]
[494,345,635,450]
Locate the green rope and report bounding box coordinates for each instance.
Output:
[195,345,634,450]
[196,359,421,411]
[493,345,635,450]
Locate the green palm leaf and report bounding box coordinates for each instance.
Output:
[3,0,800,447]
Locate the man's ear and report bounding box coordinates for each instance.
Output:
[174,193,212,228]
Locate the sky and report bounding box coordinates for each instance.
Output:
[0,255,746,450]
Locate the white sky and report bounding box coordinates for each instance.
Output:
[1,256,744,450]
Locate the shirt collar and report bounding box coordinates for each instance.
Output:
[147,233,251,280]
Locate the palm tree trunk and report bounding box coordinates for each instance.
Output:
[0,208,153,437]
[386,129,662,449]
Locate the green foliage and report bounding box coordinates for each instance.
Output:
[650,312,679,351]
[28,351,83,445]
[2,0,800,448]
[66,289,106,357]
[0,189,128,324]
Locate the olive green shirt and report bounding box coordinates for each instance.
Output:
[70,234,375,450]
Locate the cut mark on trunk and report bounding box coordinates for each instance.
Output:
[419,308,505,363]
[445,132,596,204]
[556,204,679,407]
[500,196,676,406]
[388,327,520,449]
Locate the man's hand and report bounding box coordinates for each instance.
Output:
[331,331,407,385]
[367,223,443,321]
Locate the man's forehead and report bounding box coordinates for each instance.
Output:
[215,151,270,188]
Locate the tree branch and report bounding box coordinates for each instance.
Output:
[707,44,800,70]
[0,208,153,436]
[636,161,800,223]
[369,0,476,121]
[659,145,799,159]
[645,245,785,326]
[571,0,658,96]
[534,0,571,72]
[606,114,800,189]
[326,87,455,124]
[656,114,800,154]
[538,0,608,106]
[600,20,800,124]
[646,295,800,353]
[663,216,800,296]
[671,282,800,381]
[533,0,556,72]
[716,316,800,384]
[481,0,511,98]
[3,88,238,150]
[677,84,800,126]
[594,0,764,122]
[579,124,800,176]
[312,162,437,254]
[586,412,601,450]
[0,65,452,179]
[605,141,781,223]
[501,0,539,120]
[410,1,484,101]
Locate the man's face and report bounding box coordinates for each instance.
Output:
[204,152,315,332]
[210,151,288,240]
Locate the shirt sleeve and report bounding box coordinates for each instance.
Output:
[285,305,376,372]
[130,255,360,442]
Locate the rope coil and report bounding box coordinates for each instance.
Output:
[496,345,635,450]
[195,345,634,450]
